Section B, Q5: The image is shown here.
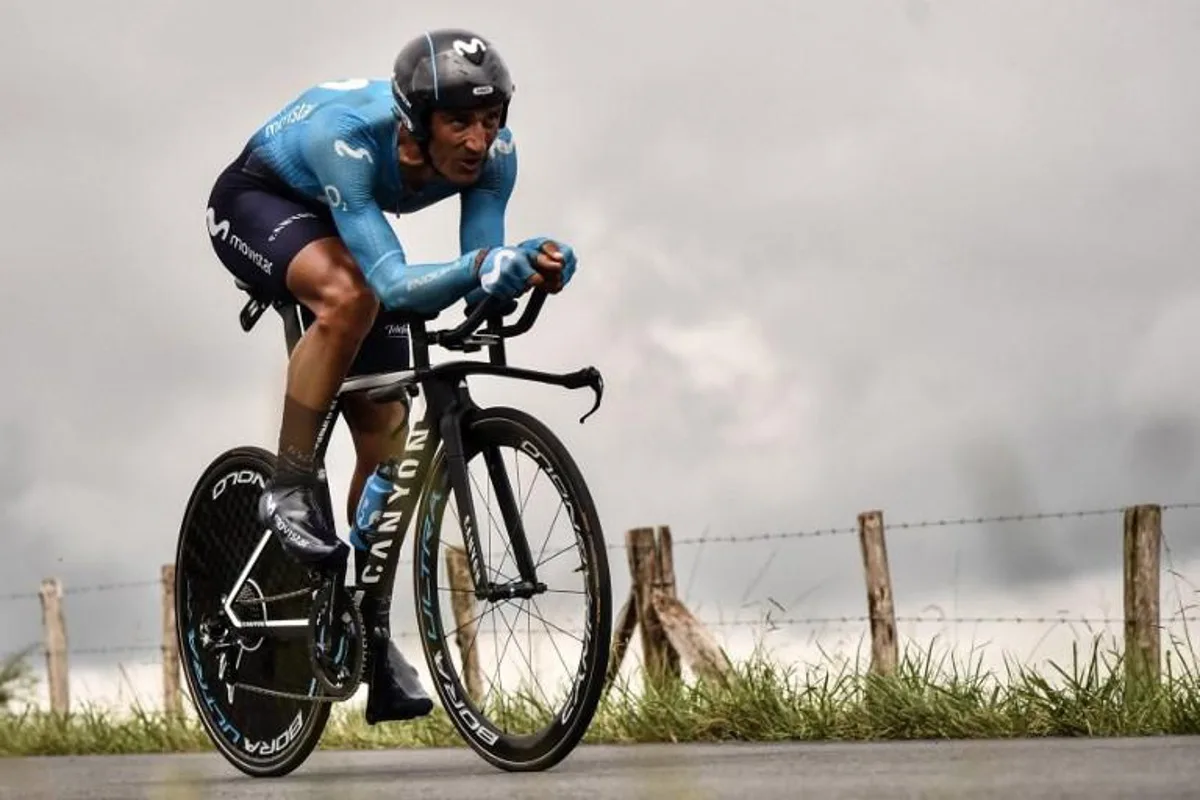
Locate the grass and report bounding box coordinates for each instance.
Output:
[0,646,36,708]
[2,631,1199,757]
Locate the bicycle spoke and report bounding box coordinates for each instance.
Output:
[529,596,577,679]
[482,602,520,717]
[469,466,515,578]
[524,597,586,646]
[536,540,578,572]
[443,604,494,641]
[535,500,566,568]
[500,601,556,713]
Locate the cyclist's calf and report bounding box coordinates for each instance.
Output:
[342,393,409,526]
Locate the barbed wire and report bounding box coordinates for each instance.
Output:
[8,612,1196,659]
[1,501,1196,604]
[63,580,158,596]
[0,579,160,605]
[14,643,165,657]
[705,613,1200,628]
[883,501,1200,532]
[67,644,160,656]
[601,501,1200,549]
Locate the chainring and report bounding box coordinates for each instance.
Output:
[307,581,366,701]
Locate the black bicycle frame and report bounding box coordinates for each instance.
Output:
[236,281,603,633]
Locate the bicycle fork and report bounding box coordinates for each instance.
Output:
[440,406,546,603]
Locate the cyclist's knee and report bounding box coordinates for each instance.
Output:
[289,239,378,339]
[345,394,408,441]
[320,273,378,340]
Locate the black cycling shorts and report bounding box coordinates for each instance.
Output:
[205,146,411,377]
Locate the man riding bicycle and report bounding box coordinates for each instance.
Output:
[204,28,577,725]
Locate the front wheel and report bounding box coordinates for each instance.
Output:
[413,406,612,772]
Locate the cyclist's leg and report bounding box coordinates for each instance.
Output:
[342,394,408,526]
[337,312,415,521]
[206,154,375,567]
[337,316,434,723]
[280,237,378,480]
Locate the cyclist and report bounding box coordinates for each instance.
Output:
[203,28,578,725]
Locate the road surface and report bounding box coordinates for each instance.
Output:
[1,737,1197,799]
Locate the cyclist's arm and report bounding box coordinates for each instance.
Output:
[459,129,518,307]
[302,115,480,315]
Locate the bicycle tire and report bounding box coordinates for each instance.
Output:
[413,406,611,772]
[174,445,331,778]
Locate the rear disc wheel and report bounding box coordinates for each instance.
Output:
[174,446,331,778]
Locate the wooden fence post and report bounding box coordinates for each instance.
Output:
[858,510,897,677]
[651,526,732,684]
[605,525,730,691]
[1123,504,1162,690]
[629,526,673,688]
[160,564,181,716]
[653,526,682,680]
[445,545,483,703]
[38,577,69,715]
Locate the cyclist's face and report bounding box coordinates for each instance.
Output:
[427,104,503,184]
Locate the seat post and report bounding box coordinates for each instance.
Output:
[280,303,304,356]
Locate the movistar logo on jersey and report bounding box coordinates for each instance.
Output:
[479,248,516,293]
[334,139,374,163]
[263,102,316,138]
[489,136,514,157]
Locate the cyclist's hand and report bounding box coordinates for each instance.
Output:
[477,246,537,300]
[515,237,577,294]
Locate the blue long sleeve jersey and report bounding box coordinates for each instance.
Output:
[243,77,517,314]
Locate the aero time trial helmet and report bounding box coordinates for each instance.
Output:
[391,29,515,142]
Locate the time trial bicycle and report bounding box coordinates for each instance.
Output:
[173,278,611,777]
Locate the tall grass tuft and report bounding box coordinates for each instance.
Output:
[0,647,37,710]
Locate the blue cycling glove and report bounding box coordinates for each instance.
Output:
[515,237,578,288]
[477,246,537,301]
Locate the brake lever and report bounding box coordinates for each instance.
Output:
[576,367,604,424]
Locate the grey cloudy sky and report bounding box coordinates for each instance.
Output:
[2,1,1200,700]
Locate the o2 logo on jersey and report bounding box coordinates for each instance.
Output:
[323,185,347,211]
[452,37,488,65]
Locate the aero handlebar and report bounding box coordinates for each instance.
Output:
[427,289,548,351]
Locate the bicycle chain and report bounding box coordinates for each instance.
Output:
[234,585,316,607]
[229,680,348,704]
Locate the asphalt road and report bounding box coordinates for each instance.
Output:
[1,737,1197,799]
